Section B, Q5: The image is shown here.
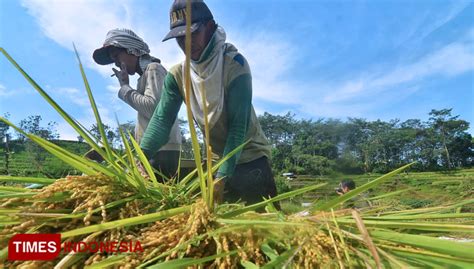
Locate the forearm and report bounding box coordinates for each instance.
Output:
[217,74,252,177]
[140,74,183,158]
[118,85,157,118]
[218,119,247,177]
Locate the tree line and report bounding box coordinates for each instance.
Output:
[258,108,473,175]
[1,108,472,176]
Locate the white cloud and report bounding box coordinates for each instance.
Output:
[417,2,471,41]
[22,0,133,76]
[230,31,301,105]
[21,0,473,126]
[44,85,122,139]
[56,105,117,140]
[54,87,89,107]
[56,121,79,141]
[0,84,9,96]
[0,84,34,97]
[21,0,181,76]
[20,0,180,133]
[323,40,474,104]
[238,31,473,120]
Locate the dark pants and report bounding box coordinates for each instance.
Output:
[224,156,280,211]
[149,150,180,182]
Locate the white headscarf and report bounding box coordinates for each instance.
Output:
[103,28,150,57]
[185,26,229,128]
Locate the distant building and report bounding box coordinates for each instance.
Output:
[282,172,297,180]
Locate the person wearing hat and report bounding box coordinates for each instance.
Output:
[93,28,182,180]
[335,180,356,195]
[335,180,372,209]
[140,0,279,209]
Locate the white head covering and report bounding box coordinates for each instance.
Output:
[184,26,228,129]
[93,29,158,65]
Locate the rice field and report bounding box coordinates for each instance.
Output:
[281,169,474,214]
[1,6,473,267]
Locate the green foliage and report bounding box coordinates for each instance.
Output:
[258,111,473,175]
[274,176,291,194]
[178,118,204,159]
[18,115,59,141]
[284,168,474,213]
[0,140,89,177]
[0,113,10,142]
[89,123,117,145]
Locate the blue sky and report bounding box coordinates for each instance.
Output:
[1,0,473,139]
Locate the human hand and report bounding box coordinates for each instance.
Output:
[112,62,129,86]
[83,148,105,163]
[213,178,226,205]
[136,159,150,179]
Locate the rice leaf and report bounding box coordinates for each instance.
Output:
[61,205,191,239]
[362,212,474,220]
[0,47,105,163]
[128,133,160,186]
[314,162,415,211]
[261,247,299,269]
[367,188,411,201]
[217,218,308,226]
[261,243,279,261]
[336,219,474,233]
[148,251,238,269]
[0,175,55,184]
[222,183,327,218]
[180,2,208,204]
[390,249,473,268]
[73,44,114,164]
[241,261,259,269]
[0,186,30,192]
[371,229,474,260]
[351,210,381,269]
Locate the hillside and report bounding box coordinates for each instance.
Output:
[0,140,90,177]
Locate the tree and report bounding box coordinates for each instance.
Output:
[258,112,296,146]
[345,118,372,173]
[428,109,471,169]
[258,112,297,172]
[0,112,10,143]
[89,123,116,145]
[1,113,12,174]
[18,115,59,140]
[178,118,204,159]
[17,115,59,170]
[448,133,473,167]
[257,110,473,174]
[114,121,135,149]
[293,154,334,176]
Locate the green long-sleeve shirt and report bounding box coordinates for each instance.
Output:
[140,41,271,177]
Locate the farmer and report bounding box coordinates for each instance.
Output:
[92,29,182,180]
[140,0,279,208]
[335,179,356,195]
[336,180,372,209]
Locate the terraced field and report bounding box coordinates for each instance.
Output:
[281,168,474,213]
[0,140,90,177]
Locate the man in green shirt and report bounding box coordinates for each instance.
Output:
[140,0,279,208]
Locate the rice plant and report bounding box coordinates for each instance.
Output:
[0,1,473,267]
